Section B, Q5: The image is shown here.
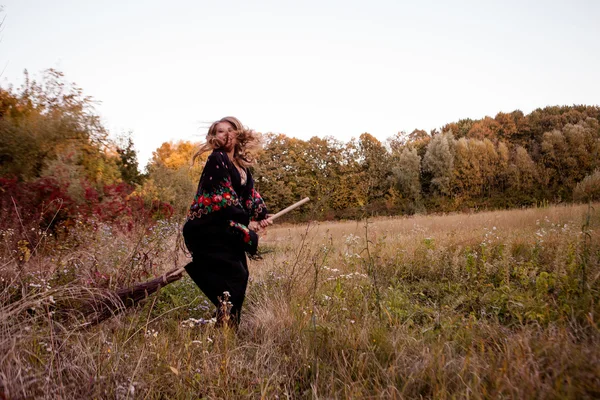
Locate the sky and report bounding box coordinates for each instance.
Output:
[1,0,599,168]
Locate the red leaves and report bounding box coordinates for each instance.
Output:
[0,177,173,234]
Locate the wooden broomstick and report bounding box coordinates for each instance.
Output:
[84,197,310,324]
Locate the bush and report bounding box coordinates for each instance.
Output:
[0,177,173,235]
[573,169,600,202]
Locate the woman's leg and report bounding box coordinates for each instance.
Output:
[228,256,249,324]
[184,255,249,325]
[184,260,220,309]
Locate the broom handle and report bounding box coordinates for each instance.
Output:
[169,197,310,277]
[267,197,310,222]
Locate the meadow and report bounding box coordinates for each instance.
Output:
[0,203,599,399]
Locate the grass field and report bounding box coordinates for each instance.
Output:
[1,203,599,398]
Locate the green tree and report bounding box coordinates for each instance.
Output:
[327,139,365,215]
[423,131,455,196]
[392,146,422,212]
[357,133,392,211]
[0,69,121,186]
[254,134,311,216]
[573,169,600,202]
[540,120,600,199]
[116,135,143,185]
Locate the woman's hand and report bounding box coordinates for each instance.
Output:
[249,217,273,232]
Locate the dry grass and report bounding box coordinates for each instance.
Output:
[1,204,599,398]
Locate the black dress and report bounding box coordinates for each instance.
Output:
[182,150,268,324]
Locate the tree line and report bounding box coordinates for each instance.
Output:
[145,106,600,220]
[251,108,600,219]
[2,70,600,230]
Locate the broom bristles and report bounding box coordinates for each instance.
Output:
[81,267,185,325]
[116,267,184,306]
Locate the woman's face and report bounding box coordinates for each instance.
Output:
[214,121,236,152]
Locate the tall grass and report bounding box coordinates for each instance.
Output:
[1,204,599,398]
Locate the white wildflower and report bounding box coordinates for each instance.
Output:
[145,329,158,338]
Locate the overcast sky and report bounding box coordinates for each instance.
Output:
[1,0,599,167]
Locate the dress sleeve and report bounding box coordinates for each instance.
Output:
[249,188,268,221]
[229,221,259,255]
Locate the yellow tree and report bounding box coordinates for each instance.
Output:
[496,141,510,192]
[508,146,538,193]
[140,140,204,216]
[479,138,499,195]
[452,138,480,197]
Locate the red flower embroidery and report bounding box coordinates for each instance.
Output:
[187,177,243,221]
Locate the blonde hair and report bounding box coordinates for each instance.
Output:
[193,116,262,168]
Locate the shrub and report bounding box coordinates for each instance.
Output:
[0,177,173,236]
[573,169,600,202]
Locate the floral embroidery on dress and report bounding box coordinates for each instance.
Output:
[246,188,267,221]
[188,178,240,219]
[229,221,253,246]
[187,151,268,228]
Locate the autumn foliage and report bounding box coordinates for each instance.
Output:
[250,107,600,220]
[2,70,600,227]
[0,70,171,239]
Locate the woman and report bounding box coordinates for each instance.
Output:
[183,116,271,326]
